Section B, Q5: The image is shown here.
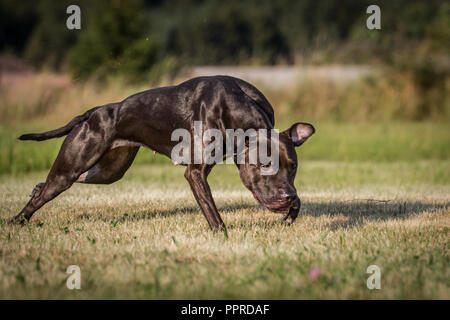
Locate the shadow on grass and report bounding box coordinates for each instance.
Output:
[76,199,448,230]
[301,200,449,230]
[77,202,260,222]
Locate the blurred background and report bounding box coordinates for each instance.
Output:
[0,0,449,175]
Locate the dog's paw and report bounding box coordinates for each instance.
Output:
[283,215,294,225]
[8,216,26,226]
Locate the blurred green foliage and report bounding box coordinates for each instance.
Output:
[0,0,448,123]
[1,0,448,77]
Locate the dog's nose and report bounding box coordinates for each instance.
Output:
[282,193,297,203]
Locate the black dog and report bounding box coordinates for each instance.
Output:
[10,76,315,230]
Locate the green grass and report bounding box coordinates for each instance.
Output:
[297,121,450,162]
[1,121,449,175]
[0,161,448,299]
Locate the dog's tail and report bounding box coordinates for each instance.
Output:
[18,107,99,141]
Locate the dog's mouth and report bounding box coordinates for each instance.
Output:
[252,192,293,213]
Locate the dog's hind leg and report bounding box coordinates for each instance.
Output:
[76,146,139,184]
[9,118,114,225]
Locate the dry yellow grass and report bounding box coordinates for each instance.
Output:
[2,66,448,130]
[0,161,448,299]
[0,71,149,126]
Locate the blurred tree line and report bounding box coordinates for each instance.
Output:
[0,0,448,83]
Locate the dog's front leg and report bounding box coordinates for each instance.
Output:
[184,164,225,231]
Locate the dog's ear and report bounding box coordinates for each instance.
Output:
[282,122,315,147]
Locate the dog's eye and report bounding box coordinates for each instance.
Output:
[260,163,271,169]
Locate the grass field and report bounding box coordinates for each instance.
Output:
[0,70,449,299]
[0,159,448,299]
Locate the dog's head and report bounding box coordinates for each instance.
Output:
[236,122,315,223]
